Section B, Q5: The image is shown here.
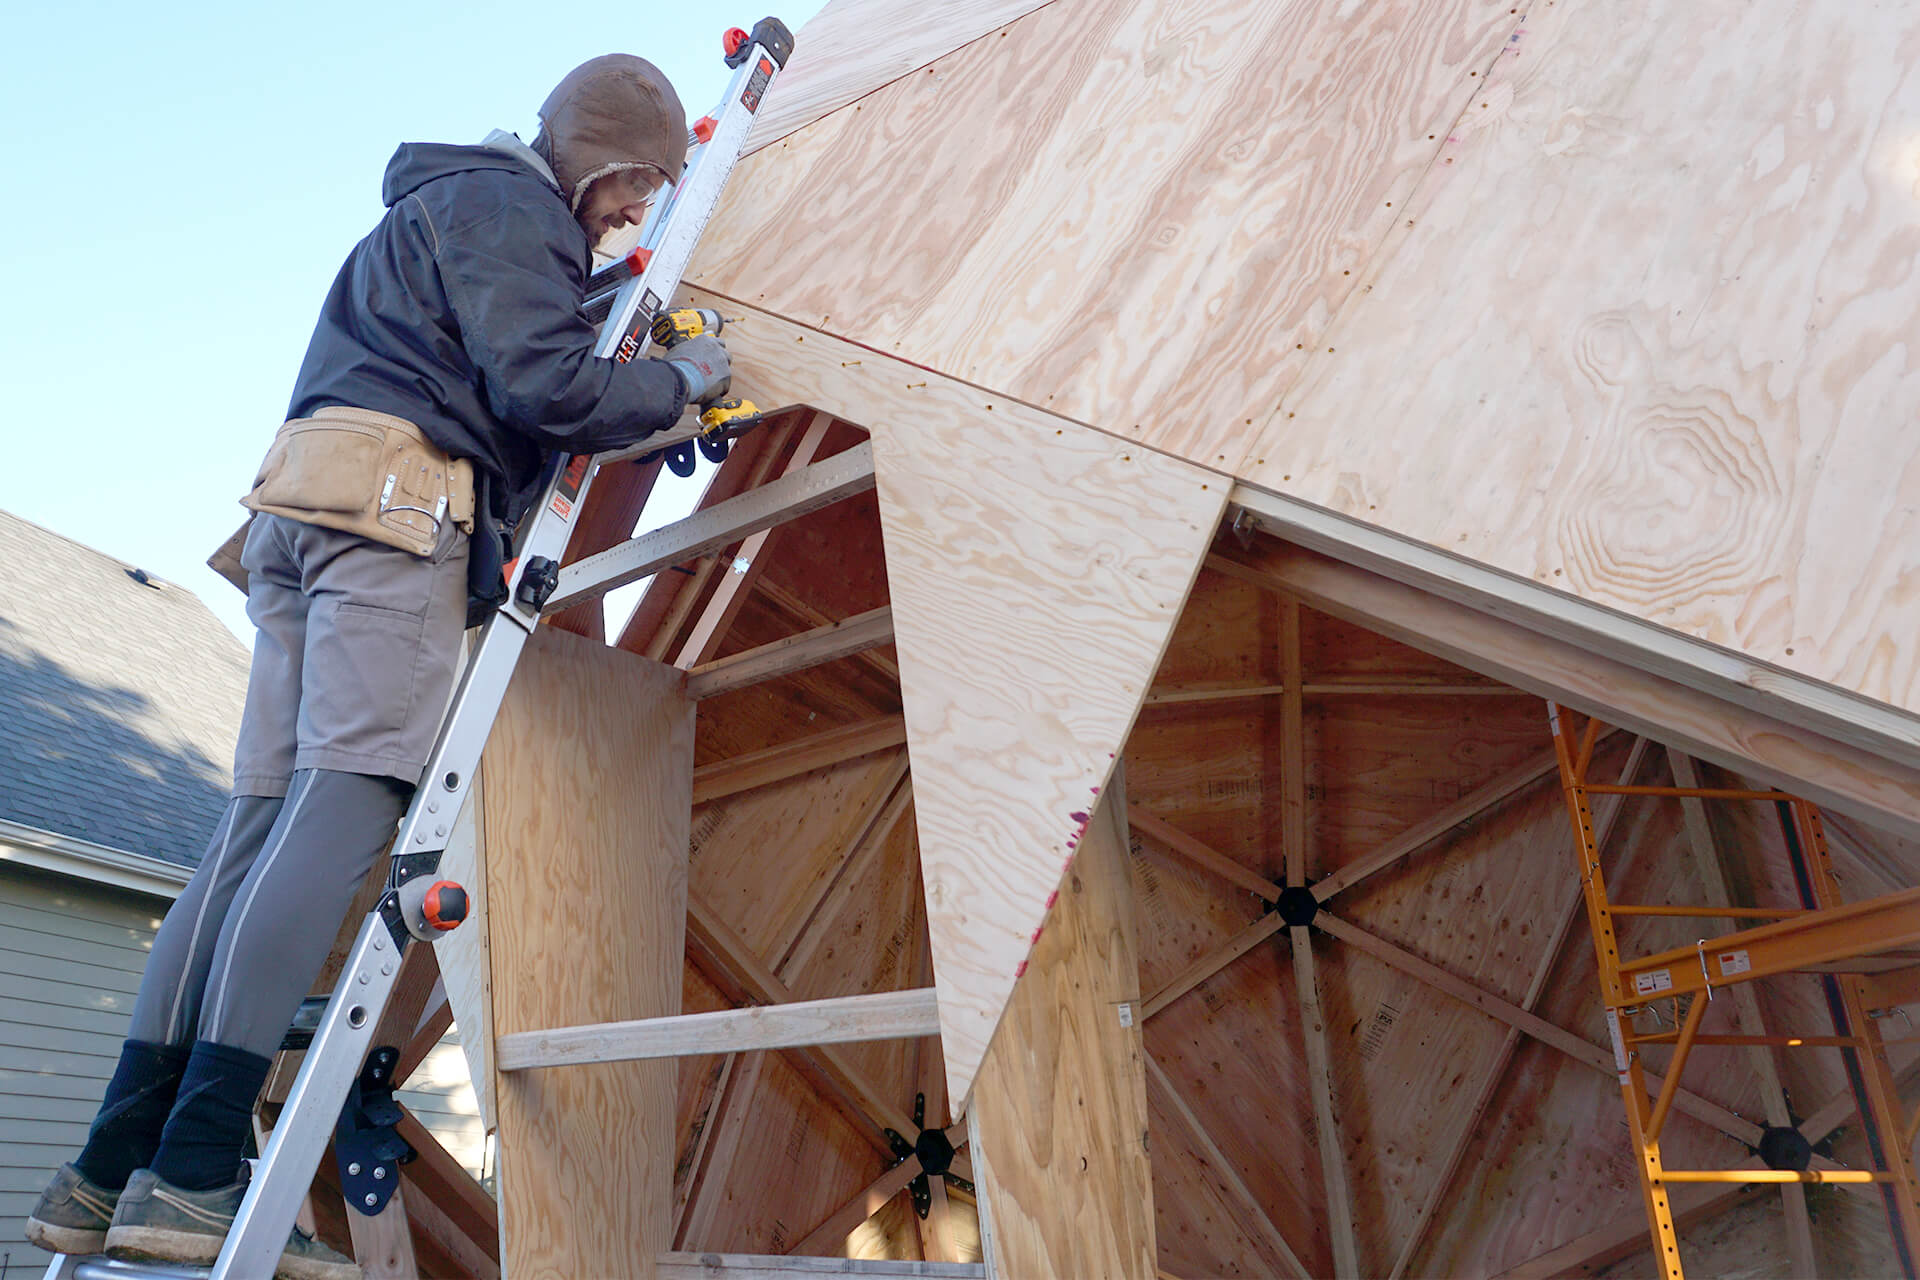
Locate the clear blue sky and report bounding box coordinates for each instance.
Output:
[0,0,824,641]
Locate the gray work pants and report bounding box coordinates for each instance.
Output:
[127,514,469,1057]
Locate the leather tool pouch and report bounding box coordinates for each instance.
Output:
[208,407,477,595]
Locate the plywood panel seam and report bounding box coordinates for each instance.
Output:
[1228,7,1533,478]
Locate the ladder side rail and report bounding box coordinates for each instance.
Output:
[206,26,793,1279]
[1548,704,1687,1278]
[508,33,781,602]
[1797,802,1920,1277]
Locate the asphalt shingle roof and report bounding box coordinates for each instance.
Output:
[0,510,250,867]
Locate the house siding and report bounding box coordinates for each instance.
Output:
[0,864,485,1270]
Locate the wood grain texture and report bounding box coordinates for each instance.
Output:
[693,0,1520,469]
[1219,539,1920,838]
[1244,0,1920,717]
[836,321,1222,1101]
[1291,927,1359,1280]
[483,627,693,1280]
[742,0,1059,155]
[970,778,1156,1279]
[685,605,894,700]
[692,715,906,805]
[496,988,939,1068]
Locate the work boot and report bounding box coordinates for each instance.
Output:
[24,1162,119,1255]
[105,1168,363,1280]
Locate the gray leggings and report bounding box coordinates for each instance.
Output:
[126,769,411,1058]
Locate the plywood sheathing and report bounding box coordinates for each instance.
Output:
[744,0,1062,155]
[482,627,692,1279]
[1244,0,1920,712]
[693,0,1523,471]
[970,774,1156,1277]
[865,395,1222,1101]
[688,0,1920,730]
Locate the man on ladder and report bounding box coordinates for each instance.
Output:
[26,52,733,1278]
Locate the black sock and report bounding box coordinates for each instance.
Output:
[74,1039,191,1191]
[149,1040,272,1192]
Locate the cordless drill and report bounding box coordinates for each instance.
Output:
[649,307,762,435]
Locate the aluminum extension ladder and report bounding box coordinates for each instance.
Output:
[48,17,793,1279]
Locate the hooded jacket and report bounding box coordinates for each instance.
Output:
[287,132,685,520]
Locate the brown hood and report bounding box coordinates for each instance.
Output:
[538,54,687,213]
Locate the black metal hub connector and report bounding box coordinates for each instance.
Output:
[1276,885,1320,928]
[915,1126,955,1178]
[882,1092,971,1219]
[1757,1125,1813,1172]
[336,1046,415,1216]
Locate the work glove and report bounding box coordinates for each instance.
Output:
[664,334,732,407]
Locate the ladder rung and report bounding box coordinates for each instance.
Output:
[1580,784,1786,800]
[1626,1032,1863,1048]
[61,1256,210,1278]
[1658,1169,1892,1184]
[1608,904,1805,918]
[546,442,876,614]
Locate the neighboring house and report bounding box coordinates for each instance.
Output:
[0,510,482,1272]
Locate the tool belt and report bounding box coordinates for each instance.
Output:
[208,408,476,594]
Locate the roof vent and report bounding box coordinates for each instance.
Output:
[126,568,160,589]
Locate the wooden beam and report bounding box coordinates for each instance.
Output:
[1144,1051,1311,1280]
[393,1106,498,1262]
[1292,926,1359,1279]
[1212,538,1920,839]
[1225,485,1920,777]
[623,422,797,657]
[1317,913,1764,1149]
[914,951,955,1264]
[1145,678,1525,705]
[1130,807,1278,902]
[969,772,1156,1278]
[1310,738,1572,902]
[693,715,908,805]
[1281,599,1306,888]
[548,455,665,639]
[345,1182,419,1280]
[755,577,902,685]
[686,605,894,700]
[677,1052,774,1250]
[686,892,919,1145]
[676,411,836,668]
[791,1151,929,1256]
[497,988,941,1069]
[1497,963,1920,1280]
[1668,748,1817,1276]
[1142,912,1285,1021]
[400,1179,500,1280]
[1491,1179,1769,1280]
[484,629,692,1280]
[1387,738,1650,1280]
[772,761,915,974]
[393,991,454,1087]
[548,441,876,614]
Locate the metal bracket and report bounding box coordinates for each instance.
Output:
[334,1046,414,1216]
[881,1093,970,1220]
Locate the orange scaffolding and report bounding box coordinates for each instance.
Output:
[1548,703,1920,1279]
